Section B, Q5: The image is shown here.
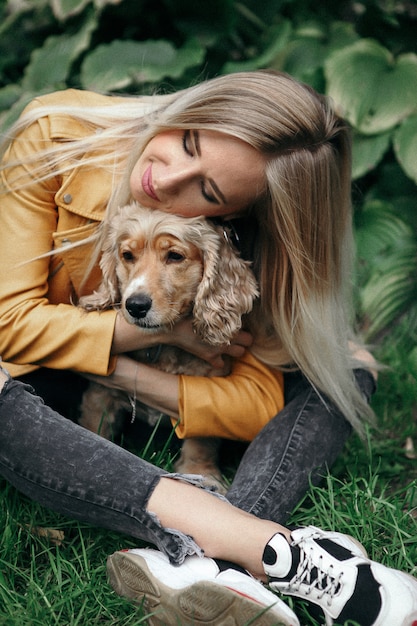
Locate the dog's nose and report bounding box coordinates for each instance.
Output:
[125,294,152,319]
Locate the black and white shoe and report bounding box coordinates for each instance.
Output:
[107,547,299,625]
[263,526,417,626]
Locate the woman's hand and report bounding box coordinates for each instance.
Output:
[349,341,378,381]
[163,318,253,369]
[112,312,253,370]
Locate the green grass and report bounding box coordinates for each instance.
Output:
[1,319,417,625]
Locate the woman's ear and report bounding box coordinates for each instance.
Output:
[193,226,259,345]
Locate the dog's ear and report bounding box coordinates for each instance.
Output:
[78,222,121,311]
[193,227,259,345]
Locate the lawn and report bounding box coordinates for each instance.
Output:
[1,317,417,626]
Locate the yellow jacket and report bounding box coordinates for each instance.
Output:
[0,89,284,440]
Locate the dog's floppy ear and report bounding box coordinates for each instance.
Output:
[78,221,121,311]
[193,226,259,345]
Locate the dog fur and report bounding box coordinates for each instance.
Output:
[78,202,258,490]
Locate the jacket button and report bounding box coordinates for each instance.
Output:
[63,193,72,204]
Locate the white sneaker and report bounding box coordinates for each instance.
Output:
[263,525,417,626]
[107,548,299,625]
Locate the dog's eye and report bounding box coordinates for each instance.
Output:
[121,250,135,262]
[166,251,185,263]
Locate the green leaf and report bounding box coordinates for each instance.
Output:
[50,0,121,20]
[356,201,415,273]
[22,14,96,91]
[80,38,205,91]
[393,114,417,184]
[277,37,327,85]
[0,83,22,113]
[408,346,417,379]
[360,264,417,339]
[325,40,417,134]
[0,91,38,133]
[221,21,292,75]
[352,130,392,180]
[355,202,417,338]
[279,20,358,83]
[50,0,91,21]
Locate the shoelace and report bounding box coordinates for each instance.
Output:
[285,539,344,607]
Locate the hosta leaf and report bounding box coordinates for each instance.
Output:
[50,0,91,21]
[0,84,22,113]
[0,91,38,132]
[274,21,358,87]
[325,40,417,134]
[50,0,122,20]
[352,130,392,180]
[222,21,292,75]
[22,15,96,91]
[393,114,417,184]
[80,38,204,91]
[94,0,122,7]
[277,37,326,86]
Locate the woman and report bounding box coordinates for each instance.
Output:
[0,71,369,434]
[1,70,415,624]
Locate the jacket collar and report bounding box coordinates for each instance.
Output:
[49,115,118,221]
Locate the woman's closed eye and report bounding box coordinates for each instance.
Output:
[182,130,194,157]
[182,130,220,205]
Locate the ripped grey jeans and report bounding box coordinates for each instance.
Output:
[0,368,375,564]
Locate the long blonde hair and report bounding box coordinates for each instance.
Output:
[0,70,373,432]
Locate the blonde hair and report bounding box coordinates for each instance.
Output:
[0,70,373,432]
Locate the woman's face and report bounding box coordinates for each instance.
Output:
[130,129,266,219]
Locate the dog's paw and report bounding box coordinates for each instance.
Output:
[199,473,228,495]
[174,458,227,494]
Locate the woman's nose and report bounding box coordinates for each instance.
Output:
[156,164,199,192]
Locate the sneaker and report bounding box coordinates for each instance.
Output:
[262,525,417,626]
[107,548,299,625]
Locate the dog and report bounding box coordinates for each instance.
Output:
[78,202,258,490]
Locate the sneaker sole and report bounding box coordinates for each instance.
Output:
[107,551,293,626]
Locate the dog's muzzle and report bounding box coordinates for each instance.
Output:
[125,294,152,320]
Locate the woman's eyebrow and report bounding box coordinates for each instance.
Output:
[195,130,228,205]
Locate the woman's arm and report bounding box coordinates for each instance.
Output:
[0,117,117,375]
[85,350,284,438]
[83,355,181,417]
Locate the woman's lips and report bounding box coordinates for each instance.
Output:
[142,165,160,201]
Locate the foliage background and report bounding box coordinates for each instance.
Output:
[0,2,417,623]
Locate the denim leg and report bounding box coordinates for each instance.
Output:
[226,369,376,524]
[0,375,202,564]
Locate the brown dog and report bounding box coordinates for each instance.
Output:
[78,202,258,490]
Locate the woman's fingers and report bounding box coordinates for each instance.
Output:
[168,319,253,368]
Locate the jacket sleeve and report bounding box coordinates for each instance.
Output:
[175,351,284,441]
[0,106,117,377]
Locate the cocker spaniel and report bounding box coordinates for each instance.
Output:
[78,202,258,490]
